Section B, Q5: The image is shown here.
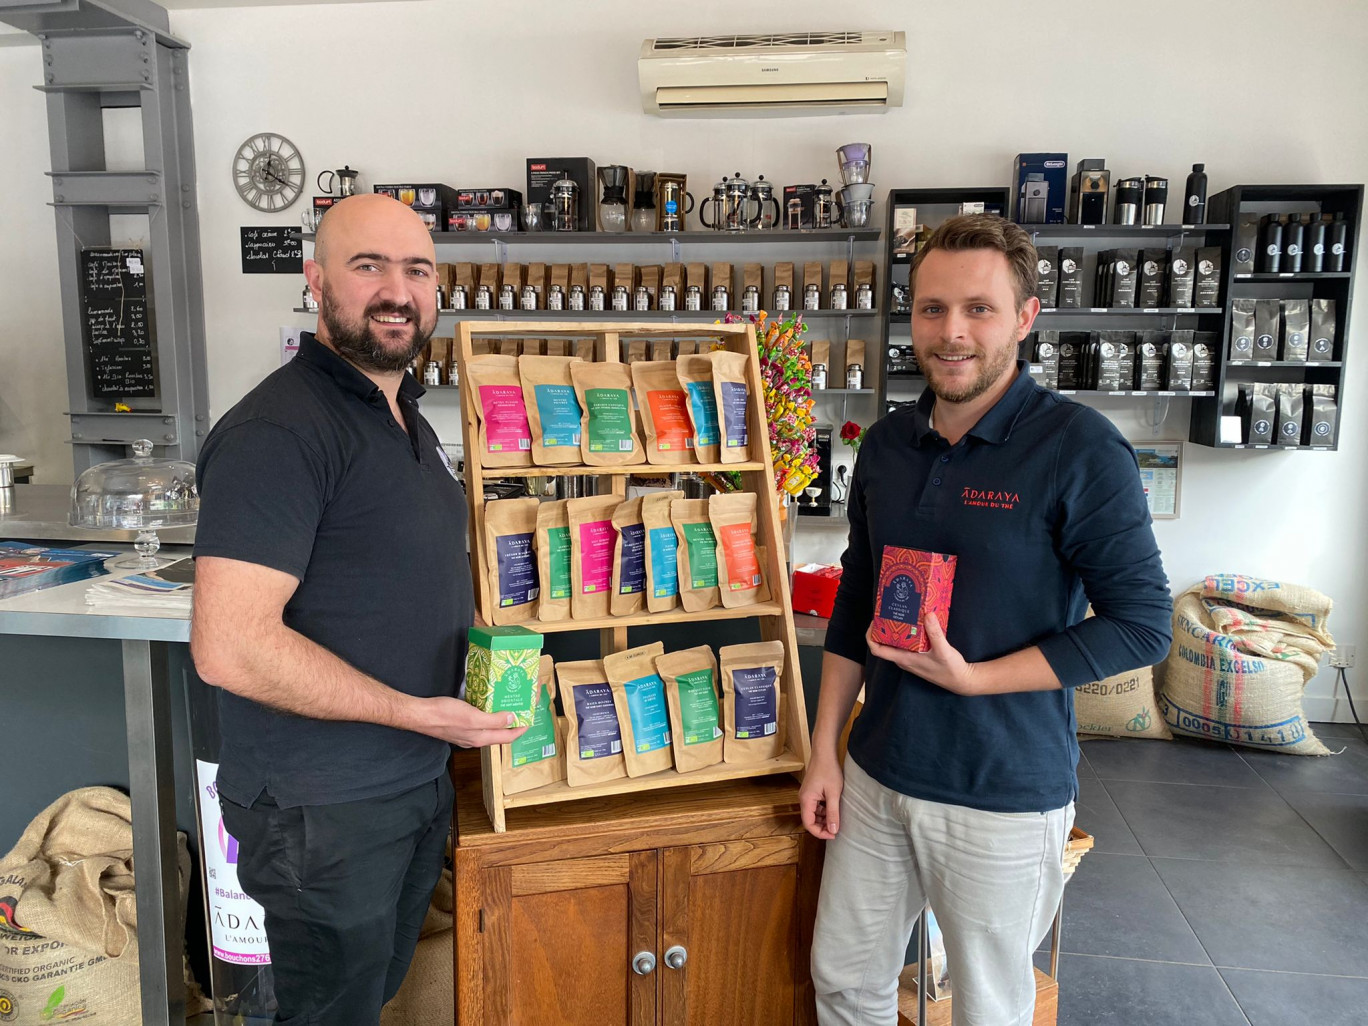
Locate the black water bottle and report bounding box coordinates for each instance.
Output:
[1261,214,1284,273]
[1306,215,1327,272]
[1284,213,1305,273]
[1329,212,1349,272]
[1183,163,1207,225]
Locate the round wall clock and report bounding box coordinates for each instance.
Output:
[232,132,304,212]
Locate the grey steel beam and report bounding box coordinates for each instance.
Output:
[69,410,181,445]
[47,168,164,206]
[122,638,186,1026]
[0,0,182,48]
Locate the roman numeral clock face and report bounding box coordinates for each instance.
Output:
[233,132,304,212]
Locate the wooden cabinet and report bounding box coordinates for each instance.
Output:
[453,752,820,1026]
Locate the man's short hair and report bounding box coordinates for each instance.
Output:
[909,214,1038,311]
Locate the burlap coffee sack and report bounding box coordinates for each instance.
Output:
[1159,574,1334,755]
[1075,663,1173,740]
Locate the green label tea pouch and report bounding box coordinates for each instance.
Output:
[570,360,642,466]
[658,645,724,773]
[605,642,674,777]
[535,500,572,622]
[670,498,719,613]
[502,656,567,794]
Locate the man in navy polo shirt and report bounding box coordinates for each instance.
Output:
[801,214,1171,1025]
[192,195,523,1024]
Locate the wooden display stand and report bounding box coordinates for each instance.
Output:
[451,749,821,1026]
[455,320,811,832]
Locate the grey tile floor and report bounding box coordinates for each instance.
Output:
[1035,723,1368,1025]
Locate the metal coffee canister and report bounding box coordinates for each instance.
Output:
[569,284,586,311]
[521,285,538,311]
[589,285,606,311]
[475,285,492,310]
[846,363,864,390]
[773,284,791,311]
[741,285,760,313]
[712,285,729,311]
[811,362,828,389]
[451,284,468,310]
[855,283,874,310]
[634,286,651,311]
[804,283,821,310]
[435,284,446,310]
[547,284,564,311]
[830,283,848,310]
[498,285,515,311]
[685,285,702,311]
[612,285,629,311]
[301,284,318,312]
[423,361,441,387]
[659,285,677,311]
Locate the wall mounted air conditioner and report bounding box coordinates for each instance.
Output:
[639,31,906,118]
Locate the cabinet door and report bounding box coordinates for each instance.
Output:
[483,851,658,1026]
[661,833,819,1026]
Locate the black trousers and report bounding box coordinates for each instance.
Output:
[220,773,454,1026]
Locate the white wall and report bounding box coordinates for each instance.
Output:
[4,0,1367,717]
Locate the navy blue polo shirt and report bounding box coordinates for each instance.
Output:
[826,362,1172,813]
[194,333,473,807]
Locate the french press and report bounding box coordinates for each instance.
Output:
[723,172,759,232]
[550,173,580,232]
[814,179,842,230]
[317,165,359,198]
[699,175,729,231]
[751,175,780,231]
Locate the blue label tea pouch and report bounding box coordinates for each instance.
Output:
[641,490,684,614]
[558,659,627,787]
[675,353,721,463]
[605,642,675,777]
[519,354,585,466]
[719,640,786,764]
[610,497,647,617]
[709,350,752,464]
[502,655,567,794]
[657,645,724,773]
[482,498,540,625]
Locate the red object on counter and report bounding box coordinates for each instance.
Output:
[792,563,843,619]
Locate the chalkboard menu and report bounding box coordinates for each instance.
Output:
[240,226,303,274]
[80,248,157,399]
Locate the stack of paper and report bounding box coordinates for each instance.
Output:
[86,558,195,612]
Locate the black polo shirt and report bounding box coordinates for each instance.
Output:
[195,333,472,807]
[826,362,1172,813]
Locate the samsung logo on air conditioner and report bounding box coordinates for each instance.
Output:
[761,67,779,72]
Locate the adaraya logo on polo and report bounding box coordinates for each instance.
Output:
[961,486,1021,510]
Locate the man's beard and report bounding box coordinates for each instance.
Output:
[918,335,1019,405]
[320,285,434,373]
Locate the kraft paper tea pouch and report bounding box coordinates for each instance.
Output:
[632,360,696,466]
[570,361,643,466]
[483,498,540,625]
[465,625,543,729]
[710,350,751,463]
[567,495,620,620]
[466,355,532,468]
[520,355,584,466]
[559,659,627,787]
[610,498,647,617]
[642,490,685,613]
[675,354,721,464]
[657,645,723,773]
[535,500,572,622]
[605,642,675,777]
[708,492,769,609]
[501,656,566,794]
[671,498,719,612]
[719,640,786,764]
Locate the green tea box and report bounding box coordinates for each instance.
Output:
[465,625,544,727]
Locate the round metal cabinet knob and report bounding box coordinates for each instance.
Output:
[631,951,656,976]
[665,945,688,970]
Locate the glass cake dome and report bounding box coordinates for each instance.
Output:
[70,439,198,568]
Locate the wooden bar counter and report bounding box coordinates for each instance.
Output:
[450,749,820,1025]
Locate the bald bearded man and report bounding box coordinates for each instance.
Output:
[192,195,523,1024]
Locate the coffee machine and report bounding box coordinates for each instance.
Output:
[798,427,834,517]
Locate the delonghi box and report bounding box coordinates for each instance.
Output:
[1013,153,1068,224]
